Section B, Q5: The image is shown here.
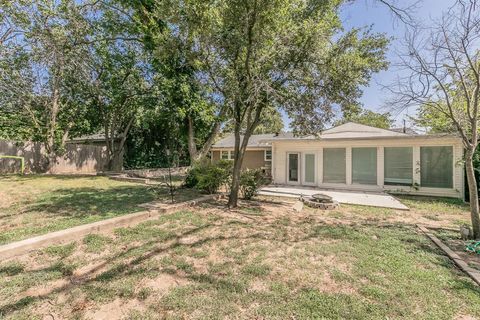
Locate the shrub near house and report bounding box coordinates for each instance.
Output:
[186,160,266,198]
[185,160,233,194]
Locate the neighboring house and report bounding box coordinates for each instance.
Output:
[211,133,293,175]
[69,133,124,171]
[211,122,464,199]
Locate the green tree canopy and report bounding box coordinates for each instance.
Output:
[222,106,284,134]
[335,105,393,129]
[0,0,97,162]
[137,0,388,206]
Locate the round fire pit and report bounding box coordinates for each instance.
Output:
[302,193,339,210]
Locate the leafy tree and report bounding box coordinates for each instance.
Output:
[155,55,217,164]
[335,105,393,129]
[0,0,96,166]
[390,1,480,237]
[117,0,223,164]
[124,90,196,169]
[154,0,388,207]
[87,40,153,171]
[222,106,284,134]
[412,103,458,134]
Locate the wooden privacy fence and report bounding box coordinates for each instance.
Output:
[0,140,109,174]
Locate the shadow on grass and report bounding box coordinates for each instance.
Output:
[2,212,480,317]
[24,186,155,218]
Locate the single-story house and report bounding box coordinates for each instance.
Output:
[211,122,464,199]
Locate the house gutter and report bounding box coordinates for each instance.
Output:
[260,134,461,144]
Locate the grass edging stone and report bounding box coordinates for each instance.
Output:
[418,224,480,286]
[0,193,221,260]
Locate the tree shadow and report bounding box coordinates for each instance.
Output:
[2,211,480,317]
[23,186,155,218]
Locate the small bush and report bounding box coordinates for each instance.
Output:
[185,159,233,194]
[240,169,266,200]
[185,159,267,197]
[184,165,201,188]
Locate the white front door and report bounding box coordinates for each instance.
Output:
[287,152,300,184]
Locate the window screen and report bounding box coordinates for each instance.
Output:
[384,147,413,185]
[352,147,377,185]
[323,148,346,183]
[420,146,453,188]
[221,151,229,160]
[304,154,315,184]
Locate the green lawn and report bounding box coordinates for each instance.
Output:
[1,199,479,319]
[0,175,201,244]
[320,194,471,228]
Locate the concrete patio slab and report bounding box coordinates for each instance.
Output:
[258,186,409,210]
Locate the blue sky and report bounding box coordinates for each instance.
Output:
[282,0,454,130]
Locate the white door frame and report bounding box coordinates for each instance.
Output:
[287,152,301,185]
[302,152,316,185]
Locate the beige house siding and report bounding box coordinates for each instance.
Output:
[272,137,464,198]
[211,149,271,171]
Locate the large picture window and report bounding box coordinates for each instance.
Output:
[384,147,413,186]
[304,153,316,184]
[323,148,346,183]
[352,147,377,185]
[420,146,453,188]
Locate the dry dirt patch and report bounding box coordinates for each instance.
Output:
[0,197,479,319]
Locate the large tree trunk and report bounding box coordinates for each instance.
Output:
[229,158,242,207]
[228,119,243,208]
[228,110,260,207]
[110,150,123,171]
[104,119,114,171]
[187,115,198,164]
[45,86,60,172]
[105,117,134,171]
[190,105,229,163]
[228,97,266,208]
[466,148,480,239]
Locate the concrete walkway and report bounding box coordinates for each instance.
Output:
[258,185,409,210]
